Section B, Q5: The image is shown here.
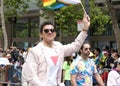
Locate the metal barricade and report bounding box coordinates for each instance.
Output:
[0,65,22,86]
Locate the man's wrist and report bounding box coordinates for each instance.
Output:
[82,29,88,31]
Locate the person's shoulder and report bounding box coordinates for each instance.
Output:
[32,42,42,49]
[28,42,43,53]
[72,56,82,66]
[109,70,119,76]
[108,70,120,81]
[73,55,81,62]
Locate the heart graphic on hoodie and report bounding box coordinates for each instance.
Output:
[50,56,58,65]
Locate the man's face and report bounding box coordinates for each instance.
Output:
[40,24,56,42]
[94,50,99,56]
[81,44,91,56]
[113,53,118,60]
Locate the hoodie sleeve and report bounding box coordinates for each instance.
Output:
[63,31,87,57]
[22,49,45,86]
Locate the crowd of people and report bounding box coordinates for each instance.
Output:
[62,44,120,86]
[0,46,28,86]
[0,44,119,86]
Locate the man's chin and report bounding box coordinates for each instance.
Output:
[84,54,89,57]
[47,39,54,42]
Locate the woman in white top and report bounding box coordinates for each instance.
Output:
[107,58,120,86]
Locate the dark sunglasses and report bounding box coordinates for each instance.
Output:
[44,29,55,33]
[85,48,91,51]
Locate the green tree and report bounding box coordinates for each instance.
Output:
[90,0,111,35]
[0,0,30,50]
[54,0,110,41]
[55,4,84,41]
[4,0,30,22]
[106,0,120,54]
[1,0,8,50]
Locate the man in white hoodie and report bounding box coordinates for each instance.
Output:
[22,13,90,86]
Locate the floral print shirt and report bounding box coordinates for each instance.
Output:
[70,56,98,86]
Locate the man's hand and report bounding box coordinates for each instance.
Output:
[82,13,90,31]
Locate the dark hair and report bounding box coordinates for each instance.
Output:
[79,42,90,55]
[94,47,101,53]
[116,53,120,57]
[113,62,117,68]
[64,56,72,65]
[40,21,55,33]
[103,45,109,51]
[80,42,90,50]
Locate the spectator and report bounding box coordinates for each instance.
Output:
[107,58,120,86]
[70,43,104,86]
[94,47,103,68]
[62,56,72,86]
[104,51,113,68]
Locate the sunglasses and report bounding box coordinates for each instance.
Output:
[85,48,91,51]
[44,29,55,33]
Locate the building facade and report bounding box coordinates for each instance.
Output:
[93,0,120,50]
[0,0,54,49]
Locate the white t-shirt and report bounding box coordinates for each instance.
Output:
[107,70,120,86]
[44,46,60,86]
[116,77,120,86]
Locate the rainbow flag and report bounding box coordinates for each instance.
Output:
[43,0,81,10]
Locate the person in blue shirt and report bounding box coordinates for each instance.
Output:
[70,43,104,86]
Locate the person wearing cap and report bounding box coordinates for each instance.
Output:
[107,58,120,86]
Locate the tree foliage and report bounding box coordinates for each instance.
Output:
[90,0,111,35]
[0,0,30,50]
[54,0,111,36]
[106,0,120,54]
[4,0,30,22]
[54,4,83,37]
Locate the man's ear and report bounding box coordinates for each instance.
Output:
[54,32,56,37]
[80,49,82,53]
[40,33,43,38]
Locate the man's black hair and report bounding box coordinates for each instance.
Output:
[103,45,109,51]
[40,21,55,33]
[94,47,101,53]
[79,42,90,54]
[80,42,90,50]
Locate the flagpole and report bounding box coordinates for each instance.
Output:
[79,0,86,13]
